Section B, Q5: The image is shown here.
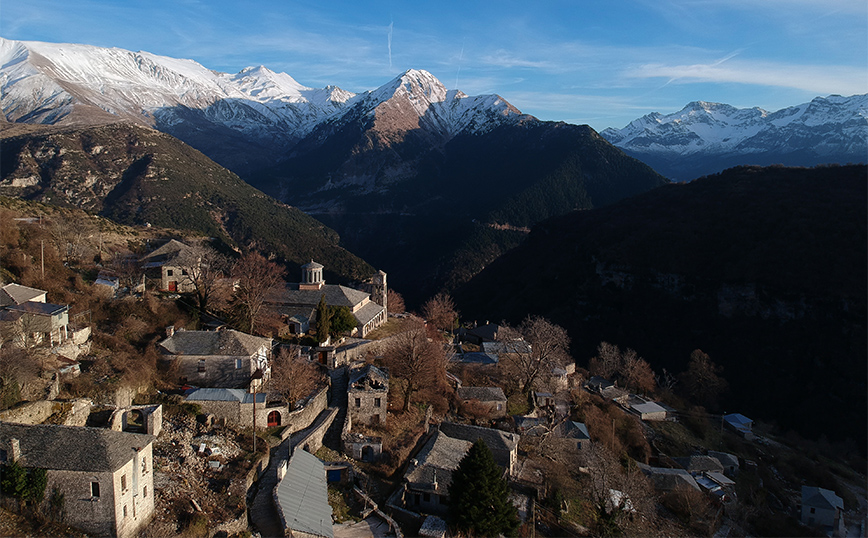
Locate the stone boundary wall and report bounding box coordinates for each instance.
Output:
[294,407,338,454]
[0,400,53,424]
[246,446,271,489]
[281,384,329,440]
[0,398,92,426]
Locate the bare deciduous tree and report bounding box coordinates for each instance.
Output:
[266,346,323,409]
[421,293,458,332]
[382,318,447,412]
[621,350,656,395]
[680,349,728,410]
[582,444,658,536]
[386,289,405,314]
[48,213,95,265]
[231,251,285,334]
[498,315,571,394]
[589,341,622,379]
[175,243,230,314]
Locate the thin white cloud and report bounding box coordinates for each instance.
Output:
[629,60,867,96]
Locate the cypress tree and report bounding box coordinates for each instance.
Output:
[448,439,520,537]
[315,294,330,344]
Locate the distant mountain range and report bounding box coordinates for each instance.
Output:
[456,164,867,450]
[601,96,868,181]
[0,38,671,303]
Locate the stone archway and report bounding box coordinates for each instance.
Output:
[267,410,281,428]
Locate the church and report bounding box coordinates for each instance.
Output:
[266,261,387,338]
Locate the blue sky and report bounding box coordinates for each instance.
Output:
[3,0,866,130]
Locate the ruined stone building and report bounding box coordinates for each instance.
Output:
[348,364,389,426]
[0,423,155,538]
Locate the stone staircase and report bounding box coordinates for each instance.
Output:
[324,366,349,451]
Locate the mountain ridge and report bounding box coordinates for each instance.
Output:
[601,95,868,180]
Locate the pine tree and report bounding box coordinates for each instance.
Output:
[448,439,520,537]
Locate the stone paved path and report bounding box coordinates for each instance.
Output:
[249,408,339,537]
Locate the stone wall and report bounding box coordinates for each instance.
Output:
[283,385,329,434]
[0,400,53,424]
[295,407,338,454]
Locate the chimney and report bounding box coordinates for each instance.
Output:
[10,438,20,462]
[433,469,438,490]
[166,325,175,338]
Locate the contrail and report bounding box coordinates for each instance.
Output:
[455,38,465,90]
[388,18,394,70]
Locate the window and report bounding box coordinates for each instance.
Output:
[121,474,127,492]
[91,481,100,498]
[414,494,420,505]
[198,359,206,373]
[143,486,147,498]
[810,507,816,514]
[423,492,431,502]
[123,505,128,518]
[181,269,188,276]
[374,398,381,408]
[235,358,243,369]
[166,269,174,277]
[496,403,503,411]
[142,457,147,474]
[355,398,361,407]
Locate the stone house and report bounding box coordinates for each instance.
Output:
[185,388,287,429]
[0,423,155,538]
[140,239,197,293]
[438,422,519,476]
[0,283,69,347]
[265,261,387,338]
[401,422,520,515]
[456,386,507,418]
[348,364,388,426]
[801,486,845,533]
[553,420,591,451]
[158,328,272,389]
[723,413,755,439]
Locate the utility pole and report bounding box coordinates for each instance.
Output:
[41,240,44,279]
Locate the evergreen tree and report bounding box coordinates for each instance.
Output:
[315,295,331,344]
[448,439,520,537]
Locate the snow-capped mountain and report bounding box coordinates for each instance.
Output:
[0,37,525,171]
[601,95,868,180]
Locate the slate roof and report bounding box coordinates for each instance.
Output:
[159,329,271,357]
[0,423,154,473]
[438,422,518,456]
[185,388,266,404]
[630,400,667,416]
[457,386,506,402]
[708,450,739,470]
[7,301,68,316]
[354,300,385,324]
[724,413,753,428]
[802,486,844,511]
[451,352,497,365]
[637,463,701,491]
[140,239,191,267]
[0,283,46,306]
[405,430,472,493]
[465,323,500,342]
[275,449,333,538]
[673,455,724,473]
[267,283,370,310]
[482,340,532,357]
[556,420,590,441]
[587,376,614,391]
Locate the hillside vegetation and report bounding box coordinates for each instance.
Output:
[0,123,373,282]
[456,164,867,451]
